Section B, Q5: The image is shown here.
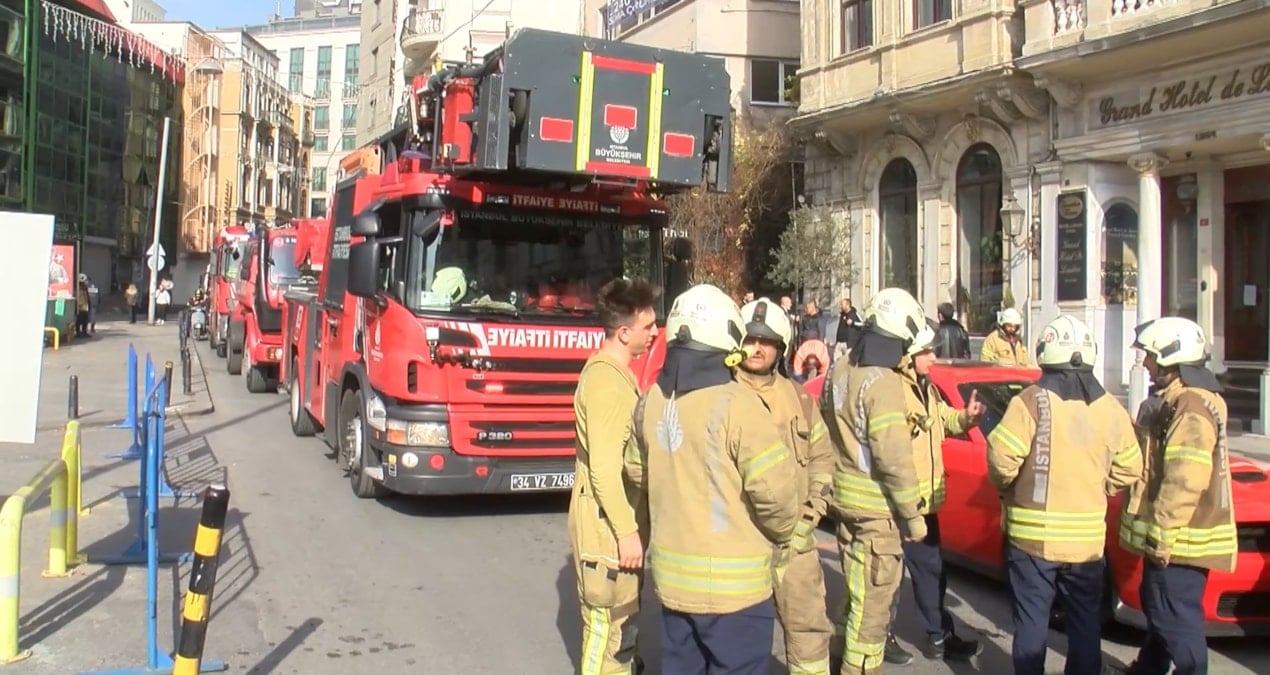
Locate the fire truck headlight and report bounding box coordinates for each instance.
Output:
[386,420,449,447]
[364,395,388,432]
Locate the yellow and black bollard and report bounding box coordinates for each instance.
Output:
[173,484,230,675]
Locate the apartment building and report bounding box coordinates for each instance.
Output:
[795,0,1270,430]
[102,0,166,26]
[206,30,312,232]
[584,0,800,125]
[358,0,585,145]
[247,10,361,218]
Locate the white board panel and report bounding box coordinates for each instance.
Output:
[0,212,56,444]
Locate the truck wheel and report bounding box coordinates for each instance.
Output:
[339,389,387,499]
[246,365,270,394]
[226,322,243,375]
[288,359,318,437]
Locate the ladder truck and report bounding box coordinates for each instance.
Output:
[280,28,732,498]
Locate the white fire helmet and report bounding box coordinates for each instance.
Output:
[1035,314,1098,368]
[666,284,747,366]
[740,299,793,355]
[998,307,1024,327]
[1132,317,1209,368]
[863,287,936,354]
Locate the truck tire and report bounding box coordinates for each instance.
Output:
[288,358,318,437]
[226,321,243,375]
[339,388,387,499]
[245,363,270,394]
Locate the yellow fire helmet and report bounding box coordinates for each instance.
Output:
[666,284,747,367]
[740,298,793,356]
[432,266,468,304]
[1036,314,1098,368]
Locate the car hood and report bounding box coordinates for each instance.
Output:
[1230,454,1270,522]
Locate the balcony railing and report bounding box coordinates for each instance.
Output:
[1112,0,1173,17]
[402,7,445,60]
[1054,0,1087,34]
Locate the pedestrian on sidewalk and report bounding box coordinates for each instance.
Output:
[126,283,141,324]
[85,274,100,335]
[75,279,91,337]
[155,281,172,325]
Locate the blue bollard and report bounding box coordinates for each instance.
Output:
[84,380,223,674]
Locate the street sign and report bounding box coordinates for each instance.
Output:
[147,255,166,272]
[146,242,166,258]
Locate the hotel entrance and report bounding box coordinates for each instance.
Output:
[1223,166,1270,363]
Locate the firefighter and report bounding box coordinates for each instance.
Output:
[568,278,661,675]
[986,314,1143,675]
[625,284,802,675]
[980,307,1031,366]
[1120,317,1234,675]
[822,287,952,673]
[737,298,834,675]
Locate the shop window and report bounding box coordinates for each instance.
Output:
[1102,203,1138,306]
[955,143,1004,335]
[879,158,918,295]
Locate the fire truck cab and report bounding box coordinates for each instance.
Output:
[208,226,251,357]
[226,223,312,392]
[282,28,731,499]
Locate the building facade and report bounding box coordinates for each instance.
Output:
[21,0,184,296]
[359,0,586,145]
[247,11,360,218]
[796,0,1270,430]
[586,0,801,126]
[102,0,166,26]
[206,29,311,236]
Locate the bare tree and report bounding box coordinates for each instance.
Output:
[767,204,857,302]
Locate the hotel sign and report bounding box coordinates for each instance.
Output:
[1090,62,1270,129]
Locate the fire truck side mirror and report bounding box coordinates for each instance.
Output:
[352,211,382,237]
[347,240,381,300]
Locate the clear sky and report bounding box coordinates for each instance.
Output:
[160,0,282,30]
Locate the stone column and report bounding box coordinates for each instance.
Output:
[918,180,943,316]
[1128,152,1169,417]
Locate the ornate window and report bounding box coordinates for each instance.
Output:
[879,159,918,295]
[955,143,1004,335]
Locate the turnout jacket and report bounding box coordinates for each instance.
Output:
[736,370,835,535]
[980,329,1032,367]
[1121,378,1236,572]
[897,363,969,514]
[625,381,802,614]
[820,358,927,539]
[987,386,1143,563]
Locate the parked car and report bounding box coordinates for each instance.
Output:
[804,360,1270,635]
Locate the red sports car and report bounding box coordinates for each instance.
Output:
[805,360,1270,635]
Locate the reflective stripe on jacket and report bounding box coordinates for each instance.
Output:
[625,381,802,614]
[898,365,966,514]
[821,359,923,525]
[1120,380,1236,572]
[736,370,834,521]
[987,386,1142,563]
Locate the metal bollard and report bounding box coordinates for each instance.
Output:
[173,484,231,675]
[68,375,79,421]
[182,347,193,395]
[163,361,174,408]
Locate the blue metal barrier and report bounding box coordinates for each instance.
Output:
[110,349,194,500]
[106,345,140,439]
[83,377,226,675]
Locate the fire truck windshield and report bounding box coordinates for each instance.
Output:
[267,236,301,284]
[219,241,249,281]
[408,208,661,321]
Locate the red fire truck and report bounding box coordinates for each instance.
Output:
[280,28,731,498]
[208,225,252,357]
[226,221,318,392]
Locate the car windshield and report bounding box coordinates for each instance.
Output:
[956,381,1031,437]
[268,236,301,284]
[219,241,248,281]
[409,207,660,321]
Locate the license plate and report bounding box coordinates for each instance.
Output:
[509,472,574,491]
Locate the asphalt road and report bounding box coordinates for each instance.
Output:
[159,361,1270,675]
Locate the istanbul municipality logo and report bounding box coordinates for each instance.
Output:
[609,125,630,145]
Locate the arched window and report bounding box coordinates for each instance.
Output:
[879,159,918,295]
[1103,203,1139,305]
[955,143,1004,335]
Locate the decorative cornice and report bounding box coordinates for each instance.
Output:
[977,88,1021,124]
[813,129,859,158]
[996,81,1049,120]
[887,110,937,142]
[1128,152,1169,176]
[1034,76,1083,108]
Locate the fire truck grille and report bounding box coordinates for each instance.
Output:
[465,381,577,396]
[1215,592,1270,620]
[467,421,575,450]
[484,357,589,373]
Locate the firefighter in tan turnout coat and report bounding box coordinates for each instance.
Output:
[986,314,1143,675]
[737,298,834,675]
[625,284,802,675]
[821,287,980,673]
[568,279,660,675]
[1121,317,1235,675]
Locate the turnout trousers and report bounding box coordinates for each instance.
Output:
[1005,545,1104,675]
[773,543,832,674]
[575,561,642,675]
[836,518,904,674]
[1132,561,1209,675]
[661,598,775,675]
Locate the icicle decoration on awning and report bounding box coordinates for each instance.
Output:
[41,0,183,80]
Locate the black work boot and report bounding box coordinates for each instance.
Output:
[923,632,982,661]
[884,633,914,666]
